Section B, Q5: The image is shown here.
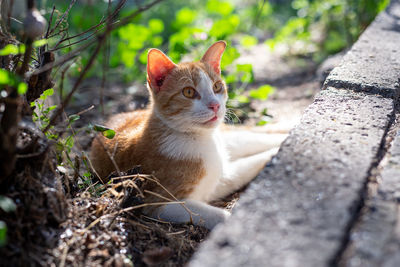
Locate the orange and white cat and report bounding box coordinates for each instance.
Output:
[90,41,285,229]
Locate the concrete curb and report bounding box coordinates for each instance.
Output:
[324,0,400,97]
[339,119,400,267]
[190,0,400,266]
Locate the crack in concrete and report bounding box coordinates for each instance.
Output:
[323,80,400,99]
[330,95,400,267]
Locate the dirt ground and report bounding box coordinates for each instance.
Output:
[0,45,341,266]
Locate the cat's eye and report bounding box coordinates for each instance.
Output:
[182,87,198,99]
[213,81,224,94]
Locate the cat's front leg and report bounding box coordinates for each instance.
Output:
[149,199,230,230]
[223,130,286,160]
[210,148,278,201]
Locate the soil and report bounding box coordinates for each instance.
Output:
[0,44,341,266]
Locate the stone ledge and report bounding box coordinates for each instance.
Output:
[324,0,400,98]
[190,1,400,266]
[340,126,400,267]
[190,88,394,267]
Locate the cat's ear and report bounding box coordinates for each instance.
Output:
[201,41,226,75]
[147,49,177,93]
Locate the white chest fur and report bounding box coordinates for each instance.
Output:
[158,130,227,202]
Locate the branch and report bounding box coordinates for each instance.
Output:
[47,0,77,36]
[53,0,126,49]
[28,0,164,77]
[42,0,165,132]
[44,5,56,39]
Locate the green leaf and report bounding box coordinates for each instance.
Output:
[0,69,10,84]
[92,124,109,132]
[103,129,116,139]
[0,44,25,56]
[236,95,250,103]
[0,70,22,89]
[292,0,309,10]
[240,35,258,48]
[83,172,91,179]
[119,46,136,68]
[209,15,240,38]
[17,82,28,95]
[39,88,54,100]
[46,133,58,140]
[68,114,80,123]
[139,50,148,64]
[0,221,6,247]
[249,84,275,100]
[0,196,16,212]
[148,19,164,34]
[91,124,116,139]
[118,24,151,50]
[236,64,253,73]
[206,0,234,16]
[236,64,254,83]
[221,47,240,69]
[0,44,19,56]
[377,0,390,12]
[151,36,163,47]
[224,74,236,84]
[43,88,54,96]
[257,119,268,126]
[48,105,57,112]
[175,8,197,26]
[261,108,269,116]
[65,136,74,149]
[33,39,48,47]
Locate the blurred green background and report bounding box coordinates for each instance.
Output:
[39,0,388,76]
[27,0,389,110]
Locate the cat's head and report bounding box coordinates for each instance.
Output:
[146,41,227,134]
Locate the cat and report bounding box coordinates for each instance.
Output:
[90,41,286,229]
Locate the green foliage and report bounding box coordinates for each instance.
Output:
[45,0,388,87]
[240,35,258,48]
[0,69,28,95]
[257,108,273,126]
[0,69,11,84]
[207,0,234,16]
[249,85,275,101]
[31,89,81,167]
[31,88,57,131]
[220,46,238,69]
[264,0,389,60]
[0,221,6,247]
[78,157,107,196]
[174,8,197,26]
[0,196,16,247]
[89,124,116,139]
[44,0,388,123]
[209,15,240,39]
[0,44,25,56]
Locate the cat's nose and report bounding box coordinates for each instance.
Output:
[208,102,220,113]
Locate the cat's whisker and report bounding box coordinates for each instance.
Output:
[225,109,241,124]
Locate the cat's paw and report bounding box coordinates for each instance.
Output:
[202,208,230,230]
